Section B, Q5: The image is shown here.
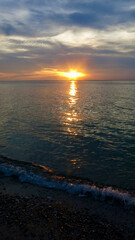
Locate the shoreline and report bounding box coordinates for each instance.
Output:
[1,157,135,207]
[0,173,135,239]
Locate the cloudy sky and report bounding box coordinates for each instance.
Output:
[0,0,135,80]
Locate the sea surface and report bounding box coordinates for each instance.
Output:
[0,80,135,202]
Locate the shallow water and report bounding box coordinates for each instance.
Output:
[0,80,135,189]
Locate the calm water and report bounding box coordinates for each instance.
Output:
[0,80,135,189]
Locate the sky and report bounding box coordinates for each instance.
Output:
[0,0,135,80]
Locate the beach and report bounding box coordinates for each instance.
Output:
[0,173,135,240]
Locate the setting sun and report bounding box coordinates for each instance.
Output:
[58,70,85,79]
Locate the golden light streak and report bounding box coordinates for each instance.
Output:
[32,68,87,80]
[69,81,76,96]
[64,81,81,136]
[58,70,85,79]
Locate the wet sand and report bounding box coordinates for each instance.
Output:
[0,173,135,240]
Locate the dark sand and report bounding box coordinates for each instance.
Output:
[0,173,135,240]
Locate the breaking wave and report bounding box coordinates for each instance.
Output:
[0,163,135,208]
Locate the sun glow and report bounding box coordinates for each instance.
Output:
[59,70,85,79]
[69,81,76,96]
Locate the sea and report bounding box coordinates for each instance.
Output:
[0,80,135,206]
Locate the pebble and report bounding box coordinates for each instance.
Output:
[0,193,131,240]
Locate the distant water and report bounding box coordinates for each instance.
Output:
[0,80,135,191]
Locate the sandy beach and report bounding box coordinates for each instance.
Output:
[0,173,135,240]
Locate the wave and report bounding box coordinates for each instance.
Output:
[0,162,135,209]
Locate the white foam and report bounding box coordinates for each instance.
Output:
[0,163,135,207]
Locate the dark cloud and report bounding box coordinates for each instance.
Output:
[0,0,135,37]
[68,12,98,27]
[65,0,115,14]
[0,23,17,35]
[0,0,135,80]
[58,0,135,28]
[130,10,135,19]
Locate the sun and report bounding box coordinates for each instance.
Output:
[58,70,85,79]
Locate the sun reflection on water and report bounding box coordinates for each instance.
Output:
[69,159,81,169]
[68,81,78,105]
[69,81,76,96]
[63,80,82,136]
[60,80,84,169]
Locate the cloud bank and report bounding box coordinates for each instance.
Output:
[0,0,135,80]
